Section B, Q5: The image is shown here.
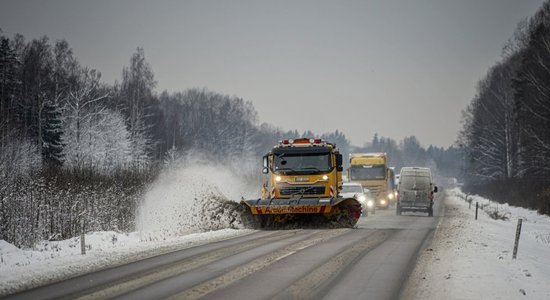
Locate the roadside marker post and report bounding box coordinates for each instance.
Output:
[513,218,523,259]
[475,202,479,220]
[81,216,86,255]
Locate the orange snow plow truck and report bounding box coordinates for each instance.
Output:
[241,138,362,228]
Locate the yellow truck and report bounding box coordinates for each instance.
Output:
[348,153,396,209]
[241,138,362,228]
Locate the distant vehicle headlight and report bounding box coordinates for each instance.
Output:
[322,175,329,180]
[388,193,394,200]
[380,199,386,205]
[275,176,282,182]
[366,200,374,207]
[357,195,366,202]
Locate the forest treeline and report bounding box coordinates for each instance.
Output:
[459,2,550,214]
[0,29,459,247]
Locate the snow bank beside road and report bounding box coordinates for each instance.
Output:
[1,161,261,296]
[404,188,550,299]
[0,229,252,296]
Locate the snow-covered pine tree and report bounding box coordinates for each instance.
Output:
[40,99,64,166]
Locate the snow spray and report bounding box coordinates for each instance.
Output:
[135,160,259,236]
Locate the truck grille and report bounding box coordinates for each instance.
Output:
[279,185,326,196]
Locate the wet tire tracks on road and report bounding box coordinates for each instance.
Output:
[4,202,442,300]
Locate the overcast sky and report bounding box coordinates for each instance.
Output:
[0,0,545,147]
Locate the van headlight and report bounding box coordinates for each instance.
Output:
[357,195,366,202]
[366,200,374,207]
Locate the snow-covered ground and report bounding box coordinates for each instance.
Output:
[0,161,259,296]
[405,188,550,299]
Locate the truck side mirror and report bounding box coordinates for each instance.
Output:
[336,153,343,172]
[434,186,438,193]
[262,155,269,174]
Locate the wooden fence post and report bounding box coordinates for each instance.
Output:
[513,219,523,259]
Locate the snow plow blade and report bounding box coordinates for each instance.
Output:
[240,197,361,228]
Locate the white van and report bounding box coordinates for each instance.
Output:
[396,167,438,216]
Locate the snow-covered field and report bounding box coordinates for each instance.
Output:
[405,188,550,299]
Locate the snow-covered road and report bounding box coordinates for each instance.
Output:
[1,189,549,299]
[0,229,254,296]
[2,200,443,299]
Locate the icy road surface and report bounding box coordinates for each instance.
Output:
[2,199,443,300]
[3,189,550,299]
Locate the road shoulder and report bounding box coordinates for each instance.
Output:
[400,189,550,300]
[399,190,455,299]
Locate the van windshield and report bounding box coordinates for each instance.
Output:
[400,175,430,190]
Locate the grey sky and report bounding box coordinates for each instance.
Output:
[0,0,544,147]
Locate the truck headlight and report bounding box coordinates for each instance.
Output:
[322,175,329,180]
[275,176,282,182]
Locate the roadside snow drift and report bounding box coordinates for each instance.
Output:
[0,161,261,295]
[404,188,550,300]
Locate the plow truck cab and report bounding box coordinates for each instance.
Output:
[241,138,362,228]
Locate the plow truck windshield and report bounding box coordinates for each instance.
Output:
[273,152,331,174]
